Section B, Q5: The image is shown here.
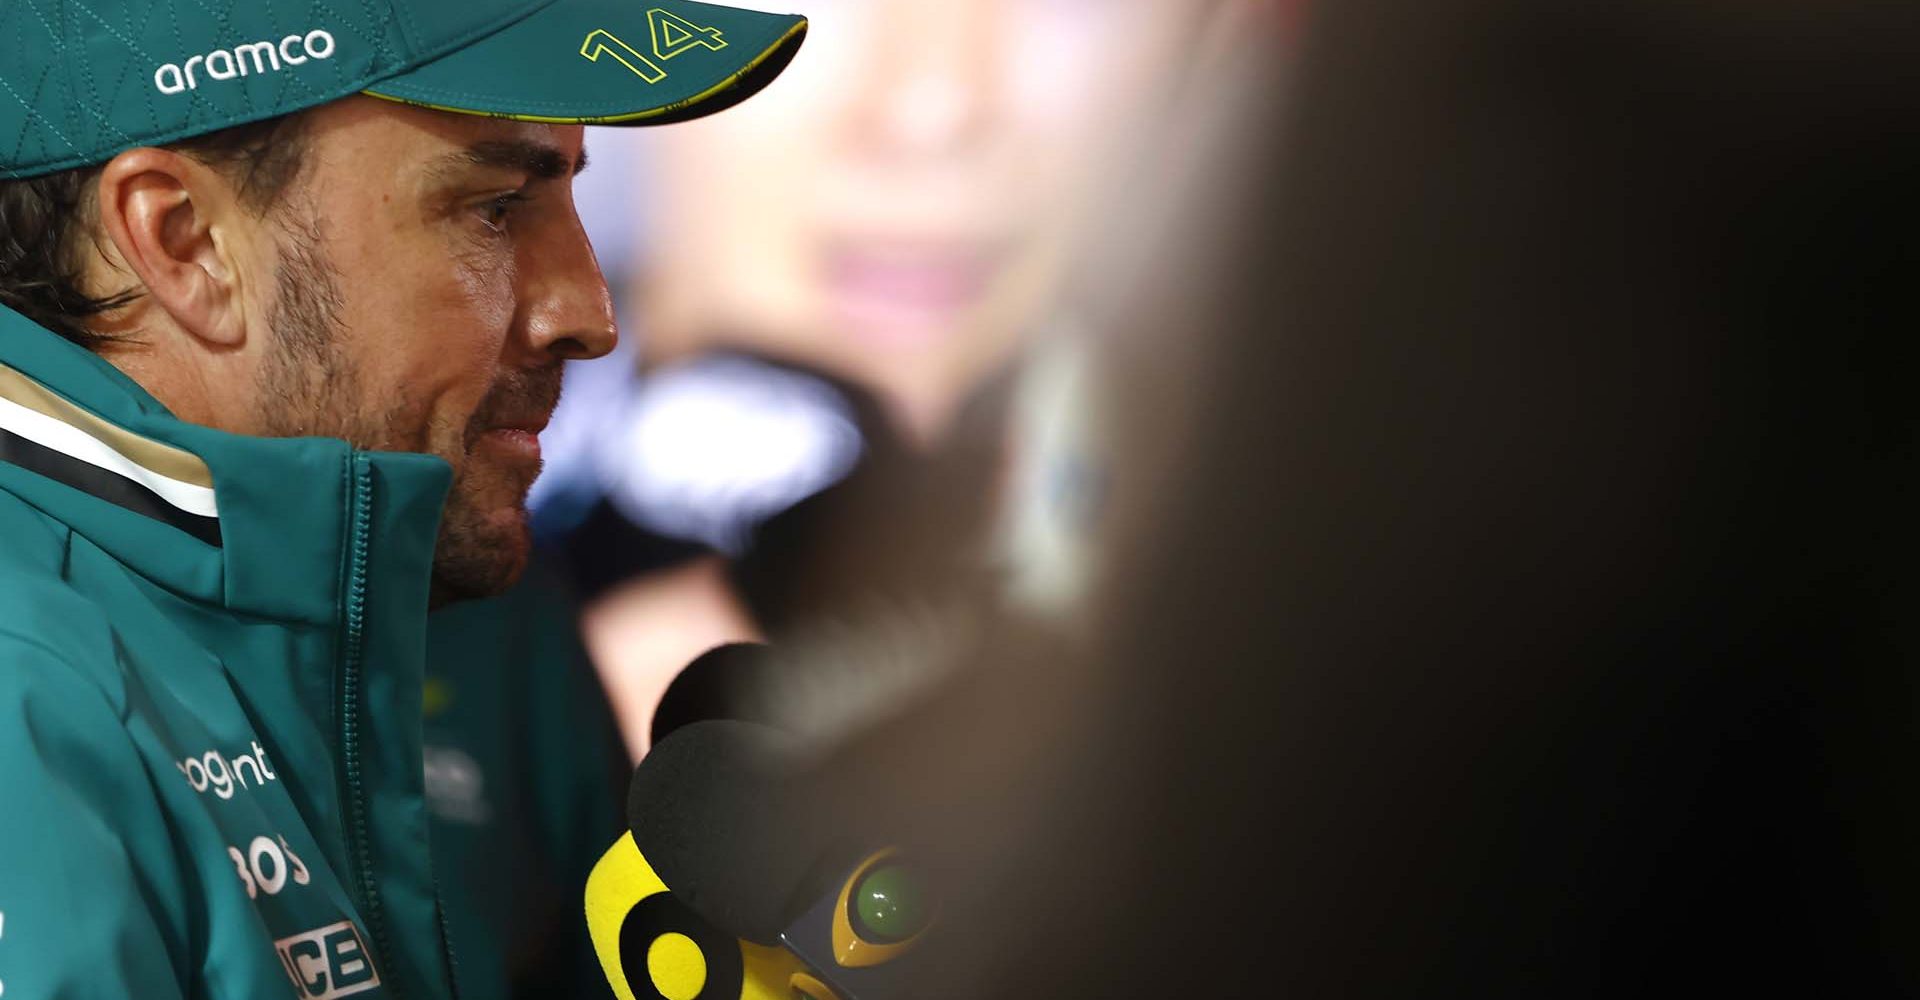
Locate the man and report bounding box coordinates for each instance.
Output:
[0,1,804,997]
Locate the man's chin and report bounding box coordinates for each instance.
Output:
[429,504,533,607]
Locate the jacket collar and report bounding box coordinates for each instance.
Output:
[0,305,451,625]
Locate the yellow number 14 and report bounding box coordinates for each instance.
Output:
[581,9,729,84]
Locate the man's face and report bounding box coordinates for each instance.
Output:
[248,97,615,601]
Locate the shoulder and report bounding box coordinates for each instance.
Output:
[0,611,174,874]
[0,626,130,753]
[0,492,130,714]
[0,624,190,997]
[0,485,68,578]
[0,627,165,871]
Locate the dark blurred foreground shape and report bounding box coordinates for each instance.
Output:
[780,0,1920,995]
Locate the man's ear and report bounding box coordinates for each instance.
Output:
[94,147,254,349]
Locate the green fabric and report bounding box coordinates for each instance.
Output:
[422,556,630,1000]
[366,1,808,126]
[0,303,459,999]
[0,0,806,179]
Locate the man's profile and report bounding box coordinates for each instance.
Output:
[0,1,804,997]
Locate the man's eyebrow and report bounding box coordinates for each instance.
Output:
[437,139,589,181]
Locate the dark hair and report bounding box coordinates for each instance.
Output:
[0,114,310,350]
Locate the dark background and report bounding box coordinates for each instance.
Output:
[819,1,1920,994]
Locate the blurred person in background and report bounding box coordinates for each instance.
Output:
[539,0,1308,755]
[717,0,1920,995]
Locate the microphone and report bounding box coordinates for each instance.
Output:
[584,720,934,1000]
[650,601,973,755]
[650,643,781,747]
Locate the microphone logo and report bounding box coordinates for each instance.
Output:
[586,834,935,1000]
[586,833,807,1000]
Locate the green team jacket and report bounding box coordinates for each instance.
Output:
[422,557,629,1000]
[0,303,463,1000]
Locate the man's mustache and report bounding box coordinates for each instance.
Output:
[464,365,564,450]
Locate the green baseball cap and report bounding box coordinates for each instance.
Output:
[0,0,807,179]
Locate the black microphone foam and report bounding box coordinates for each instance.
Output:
[651,642,781,746]
[627,719,845,946]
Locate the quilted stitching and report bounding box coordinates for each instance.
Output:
[0,68,76,161]
[12,0,59,36]
[0,0,584,178]
[176,0,251,114]
[56,0,83,146]
[67,0,161,65]
[0,3,17,161]
[300,0,358,93]
[390,0,419,58]
[68,0,152,143]
[63,0,172,149]
[157,0,214,124]
[0,1,73,166]
[252,0,330,111]
[68,5,136,146]
[350,0,394,68]
[108,0,160,136]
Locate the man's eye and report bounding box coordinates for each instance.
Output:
[478,192,528,231]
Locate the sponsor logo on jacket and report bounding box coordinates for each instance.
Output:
[176,740,278,799]
[275,920,381,999]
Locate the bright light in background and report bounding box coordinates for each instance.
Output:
[606,356,863,554]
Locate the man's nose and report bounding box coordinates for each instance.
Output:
[517,224,619,363]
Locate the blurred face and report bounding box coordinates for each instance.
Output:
[643,0,1199,438]
[253,98,617,600]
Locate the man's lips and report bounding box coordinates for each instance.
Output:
[477,411,552,464]
[480,427,543,466]
[467,365,563,458]
[486,414,551,435]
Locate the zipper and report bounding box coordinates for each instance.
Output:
[337,452,463,1000]
[339,453,404,997]
[432,874,464,999]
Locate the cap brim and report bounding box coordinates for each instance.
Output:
[362,0,805,127]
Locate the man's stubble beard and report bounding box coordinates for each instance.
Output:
[256,209,550,605]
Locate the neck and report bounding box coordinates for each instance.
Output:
[96,335,257,436]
